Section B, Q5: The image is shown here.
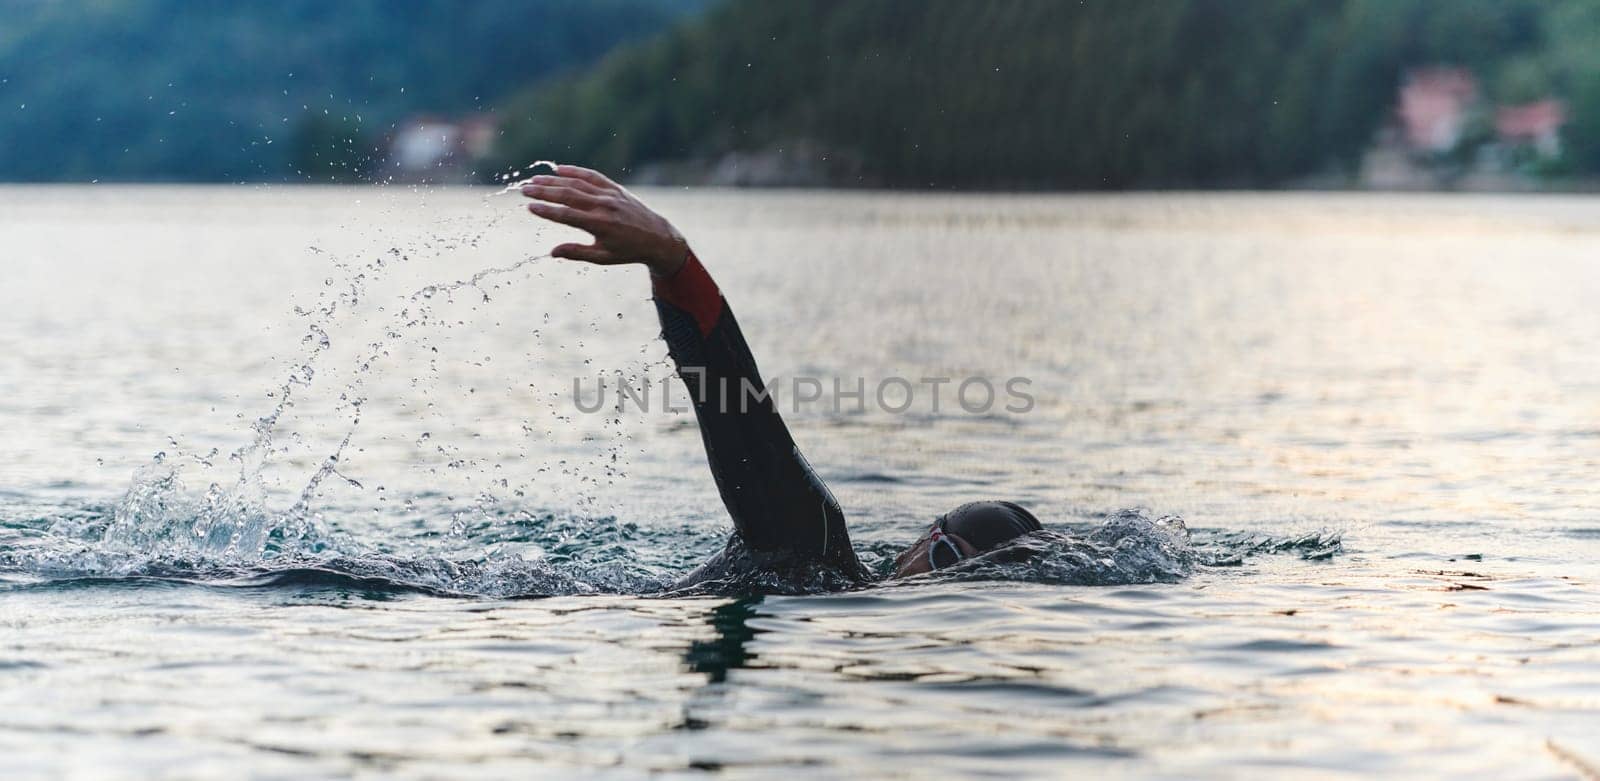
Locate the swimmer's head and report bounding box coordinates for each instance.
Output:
[892,500,1043,578]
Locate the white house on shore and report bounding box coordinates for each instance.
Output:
[385,114,498,183]
[1363,66,1569,189]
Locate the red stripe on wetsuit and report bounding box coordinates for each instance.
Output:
[651,249,723,336]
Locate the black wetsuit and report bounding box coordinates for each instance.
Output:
[653,251,871,591]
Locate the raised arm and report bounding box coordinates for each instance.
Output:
[522,166,866,582]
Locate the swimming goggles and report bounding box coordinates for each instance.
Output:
[927,519,965,570]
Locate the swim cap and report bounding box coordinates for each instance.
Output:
[939,500,1042,553]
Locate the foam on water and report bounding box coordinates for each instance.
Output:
[1,474,1336,596]
[933,509,1196,586]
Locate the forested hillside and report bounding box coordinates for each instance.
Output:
[11,0,1600,187]
[493,0,1600,188]
[0,0,701,181]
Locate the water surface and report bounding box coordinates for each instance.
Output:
[3,187,1599,777]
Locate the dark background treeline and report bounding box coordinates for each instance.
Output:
[494,0,1600,188]
[0,0,701,182]
[6,0,1600,188]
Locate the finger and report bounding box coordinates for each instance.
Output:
[525,174,606,196]
[520,184,603,210]
[555,165,615,189]
[551,242,619,264]
[527,201,602,231]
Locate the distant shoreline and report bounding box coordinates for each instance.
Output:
[10,174,1600,196]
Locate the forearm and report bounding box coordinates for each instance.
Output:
[653,252,859,570]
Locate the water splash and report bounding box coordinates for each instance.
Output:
[18,182,572,585]
[3,499,679,597]
[1194,528,1345,565]
[924,509,1197,586]
[492,159,560,196]
[4,491,1345,596]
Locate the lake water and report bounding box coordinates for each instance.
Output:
[3,186,1599,778]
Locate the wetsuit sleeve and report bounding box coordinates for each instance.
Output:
[653,250,863,576]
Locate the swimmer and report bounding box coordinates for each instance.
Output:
[522,165,1042,590]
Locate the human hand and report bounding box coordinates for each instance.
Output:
[521,165,689,277]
